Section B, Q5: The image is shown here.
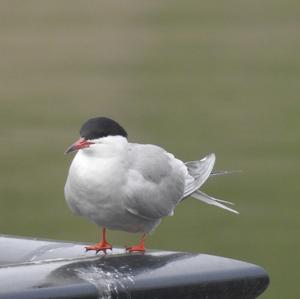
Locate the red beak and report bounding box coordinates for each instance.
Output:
[65,138,94,154]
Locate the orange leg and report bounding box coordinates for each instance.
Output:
[126,234,146,252]
[85,227,112,253]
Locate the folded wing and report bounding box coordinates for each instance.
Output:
[125,144,186,220]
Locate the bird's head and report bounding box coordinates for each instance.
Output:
[65,117,128,154]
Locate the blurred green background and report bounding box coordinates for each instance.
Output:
[0,1,299,298]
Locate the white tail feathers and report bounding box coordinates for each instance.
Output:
[183,153,239,214]
[192,190,239,214]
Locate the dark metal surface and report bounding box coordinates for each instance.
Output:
[0,235,269,299]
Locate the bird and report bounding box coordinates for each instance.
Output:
[64,117,238,253]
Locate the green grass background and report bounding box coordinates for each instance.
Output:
[1,1,299,298]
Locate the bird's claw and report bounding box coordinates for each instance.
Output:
[85,242,112,254]
[125,244,145,253]
[125,234,146,253]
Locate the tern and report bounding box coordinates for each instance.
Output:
[64,117,238,253]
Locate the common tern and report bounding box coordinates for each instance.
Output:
[64,117,238,253]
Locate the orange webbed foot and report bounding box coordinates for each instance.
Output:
[85,241,112,254]
[85,227,112,254]
[126,234,146,253]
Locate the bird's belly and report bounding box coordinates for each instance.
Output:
[66,185,159,233]
[65,159,159,233]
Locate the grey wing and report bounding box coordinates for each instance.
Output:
[124,144,186,220]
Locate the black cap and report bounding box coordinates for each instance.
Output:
[80,117,128,140]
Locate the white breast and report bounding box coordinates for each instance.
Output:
[65,148,126,218]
